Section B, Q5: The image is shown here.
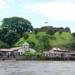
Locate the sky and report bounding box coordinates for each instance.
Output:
[0,0,75,32]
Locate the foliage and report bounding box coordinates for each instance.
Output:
[27,40,35,48]
[0,16,73,51]
[36,34,51,51]
[64,37,75,50]
[15,32,73,51]
[65,27,71,32]
[46,29,56,35]
[37,26,71,32]
[1,17,34,36]
[4,30,19,46]
[0,28,8,41]
[34,28,39,34]
[23,32,29,39]
[0,17,34,47]
[15,37,26,47]
[0,41,9,48]
[22,51,42,57]
[72,33,75,37]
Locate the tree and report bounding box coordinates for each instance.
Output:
[46,29,56,35]
[1,17,34,37]
[69,37,75,50]
[0,40,9,48]
[65,27,71,32]
[72,33,75,37]
[23,32,29,39]
[34,28,39,34]
[0,27,21,47]
[4,30,19,46]
[63,37,75,50]
[36,34,51,51]
[27,40,35,48]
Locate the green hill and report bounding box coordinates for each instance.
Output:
[15,32,73,50]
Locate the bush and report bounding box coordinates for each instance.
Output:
[27,40,35,48]
[72,33,75,37]
[22,51,42,57]
[23,32,29,39]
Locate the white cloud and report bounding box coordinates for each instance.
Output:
[0,0,14,10]
[0,0,7,9]
[24,2,75,21]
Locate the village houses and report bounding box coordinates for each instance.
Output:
[0,42,36,58]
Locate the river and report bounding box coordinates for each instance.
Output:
[0,60,75,75]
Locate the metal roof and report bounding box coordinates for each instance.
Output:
[0,47,22,52]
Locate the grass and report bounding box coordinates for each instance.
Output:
[50,32,72,47]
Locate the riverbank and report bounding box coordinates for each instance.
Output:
[1,56,75,61]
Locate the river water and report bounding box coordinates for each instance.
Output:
[0,61,75,75]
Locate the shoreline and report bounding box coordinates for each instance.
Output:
[1,57,75,61]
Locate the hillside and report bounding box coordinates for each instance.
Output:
[15,32,73,50]
[0,17,74,50]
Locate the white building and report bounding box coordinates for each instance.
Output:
[22,42,30,51]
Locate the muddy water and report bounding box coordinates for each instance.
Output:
[0,61,75,75]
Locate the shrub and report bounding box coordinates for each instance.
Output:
[27,40,35,48]
[22,51,42,57]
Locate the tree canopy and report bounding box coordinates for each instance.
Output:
[0,17,34,47]
[1,17,34,36]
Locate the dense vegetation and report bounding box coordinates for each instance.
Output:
[15,32,74,51]
[35,26,71,33]
[0,16,75,51]
[22,51,42,57]
[0,17,34,47]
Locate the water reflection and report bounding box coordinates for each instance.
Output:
[0,61,75,75]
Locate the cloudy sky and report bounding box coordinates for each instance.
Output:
[0,0,75,32]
